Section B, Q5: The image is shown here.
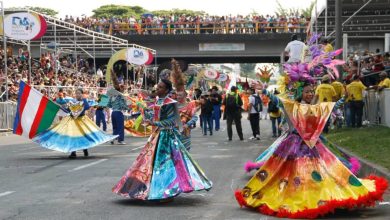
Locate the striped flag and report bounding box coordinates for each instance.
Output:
[13,81,60,139]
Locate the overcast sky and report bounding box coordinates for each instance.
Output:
[6,0,315,18]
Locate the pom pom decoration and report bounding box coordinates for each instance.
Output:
[170,59,186,92]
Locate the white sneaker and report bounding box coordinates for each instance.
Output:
[117,142,126,145]
[248,136,256,140]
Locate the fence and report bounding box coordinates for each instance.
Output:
[363,88,390,127]
[108,21,309,35]
[0,101,16,131]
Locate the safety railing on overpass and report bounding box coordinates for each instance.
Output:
[73,21,309,35]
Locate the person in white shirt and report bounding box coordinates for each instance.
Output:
[284,34,305,63]
[247,88,262,140]
[97,67,103,78]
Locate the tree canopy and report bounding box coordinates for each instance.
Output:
[92,5,145,18]
[240,63,257,79]
[6,6,58,17]
[92,5,205,19]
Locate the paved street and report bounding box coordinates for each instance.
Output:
[0,115,389,220]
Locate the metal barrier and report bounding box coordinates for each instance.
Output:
[0,101,16,131]
[363,88,390,127]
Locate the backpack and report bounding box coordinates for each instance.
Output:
[226,94,238,110]
[267,99,279,113]
[253,95,263,113]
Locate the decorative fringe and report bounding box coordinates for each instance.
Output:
[349,157,361,175]
[171,59,186,92]
[244,161,265,173]
[234,190,247,207]
[235,175,388,219]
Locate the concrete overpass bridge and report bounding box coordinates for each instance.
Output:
[120,33,293,64]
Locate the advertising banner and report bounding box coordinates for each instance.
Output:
[1,12,47,40]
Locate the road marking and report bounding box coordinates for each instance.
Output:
[211,155,233,159]
[0,191,15,198]
[130,146,144,151]
[69,159,108,172]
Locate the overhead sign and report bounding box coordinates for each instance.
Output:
[199,43,245,51]
[126,48,154,65]
[2,12,47,40]
[106,47,155,83]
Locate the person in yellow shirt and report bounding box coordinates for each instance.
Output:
[315,75,337,103]
[322,39,334,53]
[331,79,345,100]
[377,72,390,91]
[346,75,367,128]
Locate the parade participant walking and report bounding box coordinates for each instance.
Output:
[235,37,387,219]
[210,86,222,131]
[171,59,198,150]
[32,88,117,158]
[96,89,108,132]
[247,88,262,140]
[223,86,244,141]
[107,70,130,145]
[200,92,213,136]
[112,79,212,201]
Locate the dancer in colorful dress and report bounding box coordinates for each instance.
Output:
[112,79,212,201]
[235,35,388,219]
[33,88,117,157]
[171,59,198,151]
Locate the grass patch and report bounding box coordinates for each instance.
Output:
[325,126,390,170]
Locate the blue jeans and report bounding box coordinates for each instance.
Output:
[201,115,213,135]
[344,103,351,127]
[111,111,124,142]
[271,116,281,136]
[212,105,221,131]
[95,109,107,131]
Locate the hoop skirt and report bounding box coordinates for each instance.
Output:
[33,115,118,153]
[124,117,153,137]
[235,99,388,219]
[113,97,212,200]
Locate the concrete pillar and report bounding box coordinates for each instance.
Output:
[343,34,348,61]
[385,33,390,53]
[335,0,342,58]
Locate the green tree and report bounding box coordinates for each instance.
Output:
[92,5,146,18]
[240,63,257,79]
[7,6,58,17]
[152,8,206,17]
[301,0,316,18]
[275,0,316,17]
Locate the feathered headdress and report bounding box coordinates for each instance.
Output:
[170,59,186,92]
[280,33,345,99]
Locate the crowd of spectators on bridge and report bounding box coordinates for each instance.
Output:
[61,13,310,35]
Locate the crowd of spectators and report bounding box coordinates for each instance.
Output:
[0,46,105,102]
[62,13,310,35]
[343,49,390,87]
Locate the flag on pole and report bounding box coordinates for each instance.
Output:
[13,81,60,139]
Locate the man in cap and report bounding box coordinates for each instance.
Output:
[315,74,337,103]
[376,71,390,91]
[223,86,244,141]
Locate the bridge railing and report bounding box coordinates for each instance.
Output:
[85,21,309,35]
